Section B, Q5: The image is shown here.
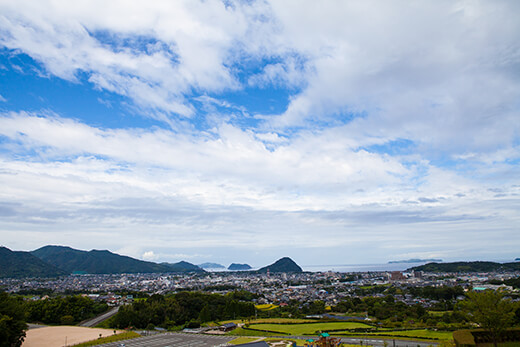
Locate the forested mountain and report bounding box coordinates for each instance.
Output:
[257,257,302,273]
[31,245,203,274]
[161,261,204,272]
[408,261,520,273]
[0,246,67,278]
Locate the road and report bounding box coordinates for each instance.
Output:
[80,306,120,327]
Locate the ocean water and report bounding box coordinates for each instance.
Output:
[301,262,429,272]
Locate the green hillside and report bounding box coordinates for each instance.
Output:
[257,257,302,273]
[0,246,68,278]
[409,261,520,273]
[31,245,203,274]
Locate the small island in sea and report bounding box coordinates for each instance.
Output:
[388,258,443,264]
[228,263,252,271]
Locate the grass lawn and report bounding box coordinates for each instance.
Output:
[247,322,375,335]
[227,327,280,337]
[71,331,141,346]
[220,318,320,325]
[229,337,263,344]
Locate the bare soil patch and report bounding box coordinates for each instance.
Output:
[23,326,123,347]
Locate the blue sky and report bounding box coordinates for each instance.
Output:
[0,0,519,268]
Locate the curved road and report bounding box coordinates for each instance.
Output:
[80,306,119,327]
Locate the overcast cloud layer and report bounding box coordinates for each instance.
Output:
[0,0,519,267]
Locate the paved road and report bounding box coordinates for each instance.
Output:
[97,333,234,347]
[26,323,47,330]
[80,306,120,327]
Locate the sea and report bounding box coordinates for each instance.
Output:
[300,262,430,273]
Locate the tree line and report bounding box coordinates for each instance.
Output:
[109,290,256,330]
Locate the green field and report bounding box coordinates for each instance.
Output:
[220,318,320,325]
[229,337,262,344]
[247,322,376,335]
[227,327,280,336]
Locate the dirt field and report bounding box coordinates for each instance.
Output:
[23,326,123,347]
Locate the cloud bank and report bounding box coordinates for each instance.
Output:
[0,0,519,265]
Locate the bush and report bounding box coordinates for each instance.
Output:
[61,315,75,325]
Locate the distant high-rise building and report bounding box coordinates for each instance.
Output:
[390,271,404,281]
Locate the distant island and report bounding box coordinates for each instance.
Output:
[228,263,252,271]
[408,261,520,273]
[199,262,226,269]
[389,258,442,264]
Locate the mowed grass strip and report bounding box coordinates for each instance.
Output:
[227,327,280,337]
[220,318,320,325]
[229,337,263,344]
[71,331,141,346]
[248,322,374,335]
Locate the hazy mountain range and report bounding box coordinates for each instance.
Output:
[0,245,301,278]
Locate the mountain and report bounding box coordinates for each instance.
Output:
[199,262,226,269]
[257,257,302,273]
[408,261,520,273]
[161,261,204,272]
[31,245,202,274]
[0,246,68,278]
[389,258,442,264]
[228,263,252,271]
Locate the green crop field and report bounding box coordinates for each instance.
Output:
[247,322,375,335]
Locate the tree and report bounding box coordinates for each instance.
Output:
[461,290,516,347]
[0,292,27,347]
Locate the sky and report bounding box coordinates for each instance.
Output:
[0,0,519,268]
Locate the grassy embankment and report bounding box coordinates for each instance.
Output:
[71,331,141,346]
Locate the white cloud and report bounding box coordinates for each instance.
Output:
[0,111,519,263]
[0,1,519,263]
[142,251,158,261]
